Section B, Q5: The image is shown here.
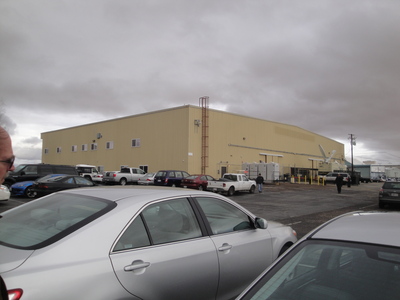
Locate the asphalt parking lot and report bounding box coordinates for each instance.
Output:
[1,182,388,239]
[232,182,386,238]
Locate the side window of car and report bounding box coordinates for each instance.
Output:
[144,198,202,245]
[65,178,75,184]
[75,176,92,185]
[196,197,253,235]
[115,198,203,252]
[24,165,38,175]
[176,171,182,178]
[114,216,151,251]
[169,172,176,178]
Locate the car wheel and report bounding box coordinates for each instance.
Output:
[379,201,385,209]
[227,186,235,196]
[25,186,37,198]
[249,185,255,193]
[198,185,204,191]
[120,178,127,186]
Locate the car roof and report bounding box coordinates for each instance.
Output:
[56,186,234,207]
[308,212,400,247]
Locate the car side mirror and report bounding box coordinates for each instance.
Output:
[255,217,268,229]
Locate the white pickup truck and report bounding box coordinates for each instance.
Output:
[207,173,256,196]
[102,167,146,185]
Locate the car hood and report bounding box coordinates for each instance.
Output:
[0,245,34,273]
[12,181,34,188]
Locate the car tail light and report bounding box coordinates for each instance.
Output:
[223,183,226,187]
[37,184,49,189]
[8,289,23,300]
[165,178,168,184]
[113,173,117,177]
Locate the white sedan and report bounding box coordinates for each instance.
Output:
[0,187,297,300]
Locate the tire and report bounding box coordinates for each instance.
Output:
[249,185,256,194]
[379,201,385,209]
[25,186,37,198]
[198,185,204,191]
[120,178,127,186]
[227,186,235,196]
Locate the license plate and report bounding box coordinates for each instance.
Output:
[157,180,161,182]
[391,193,398,197]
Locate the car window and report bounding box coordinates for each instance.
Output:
[243,241,400,300]
[114,198,202,252]
[156,171,166,177]
[75,176,93,185]
[196,197,252,234]
[176,172,183,178]
[24,166,38,175]
[169,172,176,178]
[0,194,115,249]
[64,178,75,184]
[383,182,400,189]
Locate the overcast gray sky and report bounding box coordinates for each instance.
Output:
[1,0,400,166]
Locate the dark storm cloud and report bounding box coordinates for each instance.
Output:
[1,0,399,164]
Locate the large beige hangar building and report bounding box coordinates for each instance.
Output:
[41,103,345,180]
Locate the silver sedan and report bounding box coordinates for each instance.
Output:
[0,187,297,300]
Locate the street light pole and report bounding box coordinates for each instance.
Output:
[348,134,356,176]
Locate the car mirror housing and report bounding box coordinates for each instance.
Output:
[255,217,268,229]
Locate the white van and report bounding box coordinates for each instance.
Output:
[76,164,103,183]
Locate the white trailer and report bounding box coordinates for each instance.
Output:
[242,163,280,183]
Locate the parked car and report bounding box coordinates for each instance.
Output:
[102,167,146,185]
[10,181,36,198]
[31,174,96,197]
[0,187,297,300]
[207,173,256,196]
[154,170,190,187]
[237,211,400,300]
[76,164,103,183]
[182,174,215,190]
[4,163,78,188]
[0,185,10,201]
[379,181,400,208]
[137,172,156,185]
[324,172,350,183]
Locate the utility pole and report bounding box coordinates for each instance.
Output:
[348,134,356,176]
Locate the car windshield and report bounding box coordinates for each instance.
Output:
[243,240,400,300]
[0,193,116,250]
[11,164,27,173]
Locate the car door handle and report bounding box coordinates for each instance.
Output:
[218,243,232,252]
[124,260,151,272]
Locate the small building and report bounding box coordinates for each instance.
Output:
[41,104,345,179]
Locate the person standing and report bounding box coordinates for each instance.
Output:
[256,173,264,193]
[334,174,344,194]
[0,126,14,300]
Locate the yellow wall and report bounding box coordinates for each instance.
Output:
[41,105,344,178]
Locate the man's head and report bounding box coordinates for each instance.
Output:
[0,127,15,184]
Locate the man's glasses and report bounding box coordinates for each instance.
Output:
[0,155,15,170]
